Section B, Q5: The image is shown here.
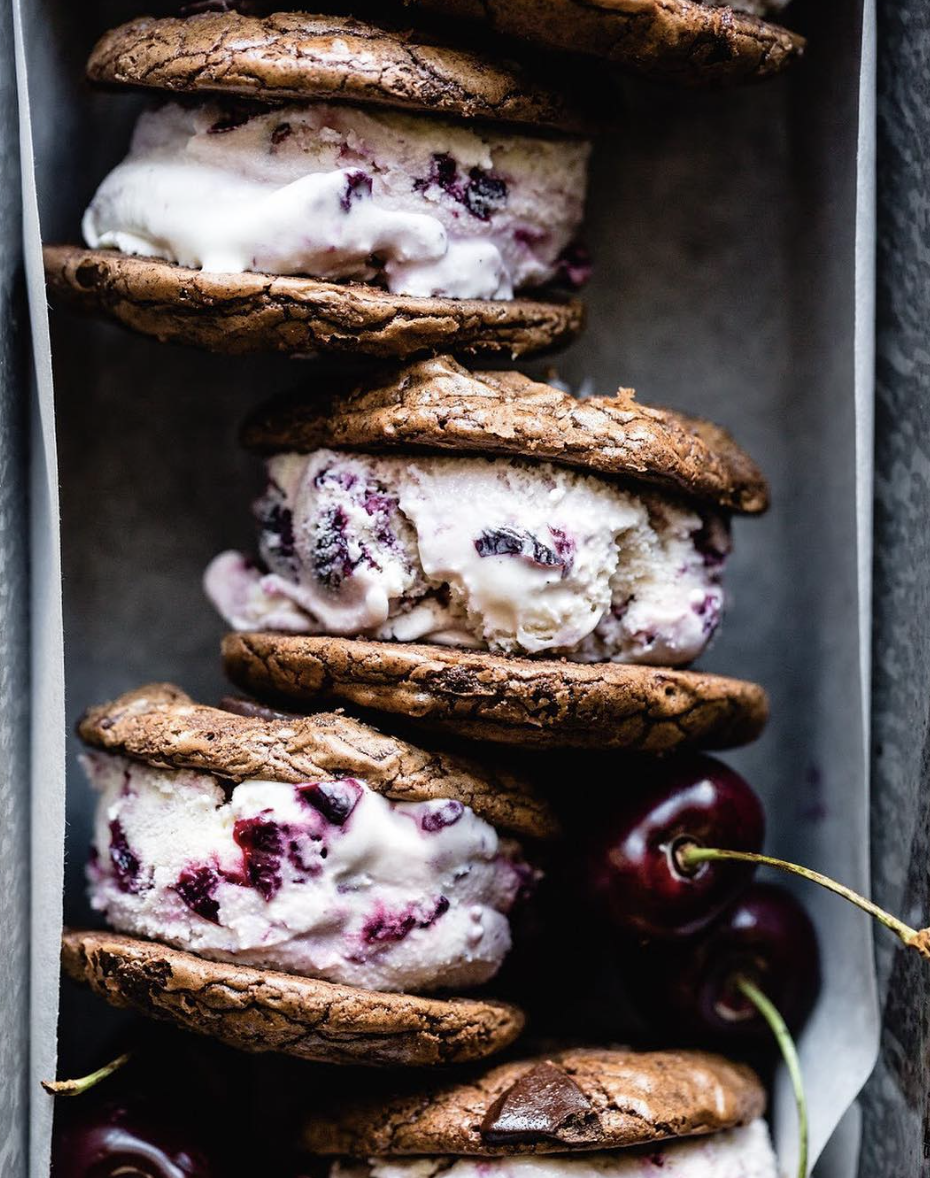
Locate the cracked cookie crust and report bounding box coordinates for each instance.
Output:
[241,355,769,515]
[221,633,769,751]
[401,0,805,87]
[85,11,596,133]
[78,682,558,840]
[61,930,526,1067]
[299,1046,766,1153]
[42,247,584,360]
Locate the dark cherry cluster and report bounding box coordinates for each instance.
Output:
[289,463,402,590]
[255,483,297,569]
[298,778,361,825]
[307,504,350,589]
[580,755,821,1041]
[107,818,146,894]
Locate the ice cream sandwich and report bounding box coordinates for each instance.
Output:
[297,1047,777,1174]
[43,10,593,359]
[400,0,805,87]
[207,356,770,750]
[63,683,558,1065]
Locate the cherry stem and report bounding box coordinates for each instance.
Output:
[41,1052,131,1097]
[676,843,930,959]
[734,975,808,1178]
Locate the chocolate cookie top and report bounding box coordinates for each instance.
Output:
[86,11,592,133]
[78,683,557,839]
[242,356,768,514]
[62,930,525,1068]
[401,0,804,87]
[300,1046,766,1153]
[222,634,769,752]
[43,248,584,361]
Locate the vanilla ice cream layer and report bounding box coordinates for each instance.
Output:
[85,751,529,993]
[334,1121,777,1178]
[204,450,730,666]
[82,101,590,300]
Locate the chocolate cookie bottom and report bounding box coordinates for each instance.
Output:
[62,930,525,1068]
[222,633,769,752]
[43,247,584,360]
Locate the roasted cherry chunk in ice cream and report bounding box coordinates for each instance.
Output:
[206,450,731,668]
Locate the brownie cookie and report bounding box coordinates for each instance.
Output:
[61,930,525,1067]
[401,0,805,87]
[241,356,769,514]
[86,11,594,133]
[79,683,557,838]
[42,248,584,361]
[222,633,769,752]
[300,1046,766,1153]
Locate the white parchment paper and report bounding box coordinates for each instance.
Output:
[12,2,67,1176]
[14,0,878,1174]
[0,3,31,1174]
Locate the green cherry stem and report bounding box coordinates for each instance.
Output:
[41,1052,131,1097]
[734,976,808,1178]
[675,843,930,959]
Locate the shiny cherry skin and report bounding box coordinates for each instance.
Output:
[584,755,765,939]
[651,883,821,1041]
[50,1043,229,1178]
[52,1097,218,1178]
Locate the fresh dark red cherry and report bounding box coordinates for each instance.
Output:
[52,1096,218,1178]
[651,883,821,1042]
[585,755,765,939]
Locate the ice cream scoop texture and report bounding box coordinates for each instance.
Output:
[83,101,590,300]
[206,450,730,667]
[85,750,529,993]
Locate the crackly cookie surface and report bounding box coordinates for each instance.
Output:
[401,0,804,87]
[86,11,595,132]
[241,358,769,514]
[61,929,525,1067]
[221,633,769,751]
[43,247,584,359]
[78,683,557,838]
[300,1047,767,1154]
